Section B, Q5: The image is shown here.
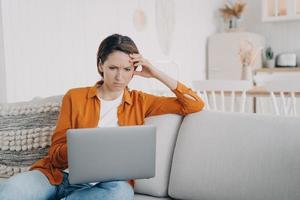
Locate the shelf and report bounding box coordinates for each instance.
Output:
[263,15,300,22]
[255,67,300,73]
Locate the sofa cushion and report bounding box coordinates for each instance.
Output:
[0,96,62,177]
[134,194,172,200]
[134,114,182,197]
[168,111,300,200]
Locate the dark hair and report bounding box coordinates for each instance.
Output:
[96,34,139,77]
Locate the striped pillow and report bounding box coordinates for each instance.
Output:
[0,96,62,177]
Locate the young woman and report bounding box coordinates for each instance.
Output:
[0,34,204,200]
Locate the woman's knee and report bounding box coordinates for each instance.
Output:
[100,181,134,200]
[0,170,56,200]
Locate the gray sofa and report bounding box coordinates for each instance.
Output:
[134,111,300,200]
[1,97,300,200]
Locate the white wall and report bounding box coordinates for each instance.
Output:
[0,0,7,103]
[1,0,222,103]
[243,0,300,65]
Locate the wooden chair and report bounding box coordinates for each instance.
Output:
[262,80,300,116]
[192,80,253,112]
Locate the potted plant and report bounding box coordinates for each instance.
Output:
[265,47,275,68]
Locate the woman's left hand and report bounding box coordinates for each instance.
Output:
[129,54,159,78]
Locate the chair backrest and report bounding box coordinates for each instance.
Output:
[192,80,253,112]
[262,80,300,116]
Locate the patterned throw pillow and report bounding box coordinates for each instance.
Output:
[0,96,63,178]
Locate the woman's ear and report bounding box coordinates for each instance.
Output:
[98,64,103,73]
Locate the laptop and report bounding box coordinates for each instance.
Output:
[66,125,156,184]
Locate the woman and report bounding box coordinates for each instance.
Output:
[0,34,204,200]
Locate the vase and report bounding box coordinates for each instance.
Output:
[241,65,253,82]
[224,17,242,32]
[265,59,275,68]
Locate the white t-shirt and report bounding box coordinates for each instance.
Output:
[98,91,123,127]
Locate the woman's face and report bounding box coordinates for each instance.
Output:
[99,51,135,91]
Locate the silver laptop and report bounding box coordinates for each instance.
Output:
[66,125,156,184]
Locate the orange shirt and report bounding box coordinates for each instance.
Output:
[30,81,204,187]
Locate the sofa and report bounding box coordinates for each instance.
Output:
[1,96,300,200]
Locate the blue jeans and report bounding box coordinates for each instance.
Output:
[0,170,134,200]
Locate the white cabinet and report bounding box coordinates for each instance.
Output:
[262,0,300,22]
[207,32,265,80]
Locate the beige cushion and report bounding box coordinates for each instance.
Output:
[0,96,62,178]
[134,114,182,197]
[169,111,300,200]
